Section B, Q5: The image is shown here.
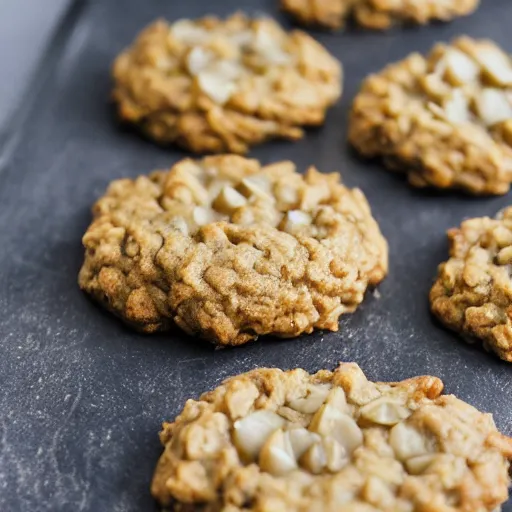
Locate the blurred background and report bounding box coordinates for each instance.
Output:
[0,0,69,128]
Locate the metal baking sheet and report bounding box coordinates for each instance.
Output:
[1,0,511,510]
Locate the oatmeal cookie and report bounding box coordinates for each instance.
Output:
[430,207,512,362]
[281,0,478,30]
[112,14,341,154]
[349,37,512,195]
[151,362,512,511]
[78,156,387,346]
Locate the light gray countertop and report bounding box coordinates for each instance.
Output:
[0,0,69,128]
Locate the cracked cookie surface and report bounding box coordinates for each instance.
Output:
[151,363,512,511]
[112,14,341,154]
[430,207,512,362]
[281,0,478,30]
[78,156,387,346]
[349,37,512,195]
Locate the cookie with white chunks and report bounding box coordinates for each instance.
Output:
[151,363,512,511]
[430,207,512,362]
[281,0,479,30]
[78,156,387,346]
[349,37,512,195]
[112,14,341,154]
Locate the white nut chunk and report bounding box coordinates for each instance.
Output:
[259,428,298,476]
[170,20,209,44]
[323,437,348,472]
[474,47,512,86]
[325,387,348,412]
[474,88,512,127]
[359,397,411,426]
[442,89,470,124]
[253,25,291,66]
[389,422,428,461]
[237,175,274,202]
[405,454,437,475]
[420,73,451,99]
[192,206,216,227]
[443,49,480,86]
[275,184,299,208]
[288,427,320,458]
[212,186,247,214]
[187,47,214,76]
[283,210,312,232]
[197,71,237,105]
[497,245,512,265]
[309,404,363,454]
[209,60,241,82]
[299,436,347,474]
[288,384,331,414]
[300,441,327,474]
[233,410,285,461]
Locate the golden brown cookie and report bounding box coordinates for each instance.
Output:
[430,207,512,362]
[349,37,512,195]
[112,14,341,154]
[281,0,478,30]
[78,156,387,346]
[151,363,512,511]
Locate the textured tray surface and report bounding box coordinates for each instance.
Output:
[0,0,511,510]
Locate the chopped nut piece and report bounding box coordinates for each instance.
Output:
[421,73,452,99]
[187,47,214,76]
[276,185,299,208]
[443,89,470,124]
[493,225,512,247]
[170,20,209,44]
[253,25,291,65]
[229,29,253,47]
[233,410,285,462]
[238,175,274,202]
[212,186,247,214]
[259,429,298,476]
[389,422,427,461]
[197,71,237,104]
[360,397,411,426]
[192,206,216,227]
[475,47,512,86]
[325,387,348,412]
[405,454,437,475]
[474,88,512,127]
[300,441,327,474]
[323,436,348,472]
[497,246,512,265]
[288,427,320,458]
[309,404,363,454]
[211,60,241,81]
[283,210,312,232]
[444,49,480,86]
[362,476,396,508]
[288,384,331,413]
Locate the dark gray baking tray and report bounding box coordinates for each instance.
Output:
[1,0,511,510]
